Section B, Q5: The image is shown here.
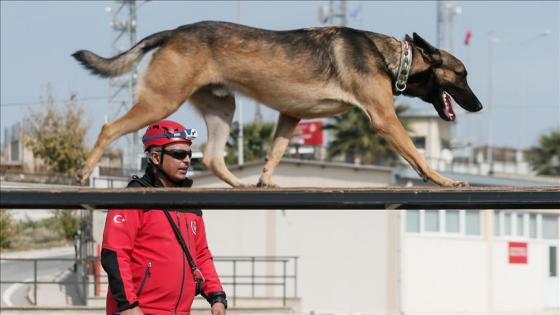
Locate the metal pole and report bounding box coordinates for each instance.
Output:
[487,32,496,175]
[33,260,38,305]
[232,260,237,307]
[251,256,255,297]
[282,261,287,306]
[294,257,298,297]
[236,0,244,165]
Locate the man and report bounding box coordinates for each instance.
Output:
[101,120,227,315]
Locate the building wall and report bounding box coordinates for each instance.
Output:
[402,235,490,314]
[402,209,560,314]
[203,209,395,314]
[492,239,557,313]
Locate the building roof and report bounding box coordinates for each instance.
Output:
[395,166,560,186]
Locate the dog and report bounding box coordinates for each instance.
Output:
[73,21,482,187]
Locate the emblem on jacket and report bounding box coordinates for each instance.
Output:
[113,215,126,224]
[190,221,197,235]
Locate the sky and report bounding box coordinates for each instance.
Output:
[1,1,559,155]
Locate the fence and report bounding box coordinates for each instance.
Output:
[0,256,298,307]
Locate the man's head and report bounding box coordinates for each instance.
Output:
[148,142,193,183]
[142,120,197,185]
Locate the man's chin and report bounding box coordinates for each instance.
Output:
[173,171,188,181]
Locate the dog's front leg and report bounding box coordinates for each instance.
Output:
[257,113,300,188]
[383,116,467,187]
[365,98,468,187]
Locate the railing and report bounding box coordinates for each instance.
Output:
[1,186,559,209]
[213,256,298,307]
[0,257,93,306]
[0,255,298,307]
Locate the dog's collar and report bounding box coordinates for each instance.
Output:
[394,41,412,94]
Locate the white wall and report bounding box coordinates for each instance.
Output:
[402,221,560,314]
[203,210,393,314]
[492,239,559,313]
[402,235,489,314]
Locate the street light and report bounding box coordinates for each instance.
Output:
[486,30,550,175]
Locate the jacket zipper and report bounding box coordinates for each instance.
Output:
[174,211,186,315]
[136,261,152,297]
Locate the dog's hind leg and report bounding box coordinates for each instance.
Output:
[190,89,251,187]
[77,94,182,183]
[257,113,300,188]
[76,46,203,184]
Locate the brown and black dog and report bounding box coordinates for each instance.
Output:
[73,21,482,187]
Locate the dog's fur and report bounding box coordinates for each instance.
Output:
[73,21,482,187]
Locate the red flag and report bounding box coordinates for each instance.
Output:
[464,30,473,46]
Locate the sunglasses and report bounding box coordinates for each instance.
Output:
[161,149,192,160]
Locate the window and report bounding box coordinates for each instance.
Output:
[494,211,500,236]
[529,214,537,238]
[504,212,512,236]
[550,246,558,277]
[405,210,485,236]
[425,210,439,232]
[446,210,460,233]
[413,137,426,150]
[516,213,525,236]
[406,210,420,233]
[543,215,559,239]
[465,210,481,235]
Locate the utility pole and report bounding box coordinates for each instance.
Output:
[319,0,347,26]
[237,0,244,165]
[106,0,140,173]
[436,1,462,52]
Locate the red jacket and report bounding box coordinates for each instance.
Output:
[101,208,225,315]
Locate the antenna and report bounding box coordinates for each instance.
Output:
[107,0,140,173]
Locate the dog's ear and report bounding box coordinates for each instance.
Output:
[412,32,442,66]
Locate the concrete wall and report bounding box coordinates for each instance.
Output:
[402,235,490,314]
[203,210,395,314]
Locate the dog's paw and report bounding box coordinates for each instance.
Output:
[451,180,469,188]
[232,181,256,189]
[256,180,278,188]
[75,167,87,185]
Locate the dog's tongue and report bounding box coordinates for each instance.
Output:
[442,92,456,121]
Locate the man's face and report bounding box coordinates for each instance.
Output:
[151,142,192,182]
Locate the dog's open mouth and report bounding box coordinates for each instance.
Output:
[442,91,456,121]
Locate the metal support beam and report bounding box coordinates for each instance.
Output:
[1,187,558,210]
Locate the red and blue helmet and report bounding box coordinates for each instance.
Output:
[142,120,197,151]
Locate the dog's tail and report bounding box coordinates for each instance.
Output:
[72,30,173,78]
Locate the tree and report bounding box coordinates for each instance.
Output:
[226,121,275,165]
[526,130,560,176]
[324,104,410,165]
[24,90,89,175]
[0,210,16,249]
[51,210,80,241]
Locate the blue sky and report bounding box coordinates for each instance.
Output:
[1,1,558,153]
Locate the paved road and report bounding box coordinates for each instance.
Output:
[1,254,75,306]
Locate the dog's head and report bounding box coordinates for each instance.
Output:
[403,33,483,122]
